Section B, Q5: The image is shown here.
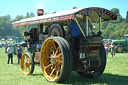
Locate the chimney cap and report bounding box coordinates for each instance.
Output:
[37,9,44,16]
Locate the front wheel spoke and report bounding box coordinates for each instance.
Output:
[28,60,31,64]
[28,62,31,66]
[28,59,31,62]
[25,55,28,59]
[24,61,27,65]
[24,65,26,69]
[25,67,27,71]
[27,67,30,71]
[27,67,30,72]
[50,68,55,77]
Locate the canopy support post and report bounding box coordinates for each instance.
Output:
[24,26,27,32]
[86,16,89,36]
[99,17,101,31]
[74,18,86,38]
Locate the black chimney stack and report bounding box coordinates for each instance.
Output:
[37,9,44,33]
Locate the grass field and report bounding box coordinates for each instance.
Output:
[0,47,128,85]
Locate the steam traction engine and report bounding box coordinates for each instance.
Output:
[12,7,117,83]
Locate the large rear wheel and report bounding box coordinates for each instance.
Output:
[77,44,106,78]
[48,24,65,37]
[40,37,72,82]
[20,52,34,75]
[56,37,73,81]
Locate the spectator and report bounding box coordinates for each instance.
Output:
[104,44,108,57]
[16,44,22,65]
[5,43,8,53]
[110,43,115,58]
[6,44,14,64]
[36,42,42,52]
[24,47,28,53]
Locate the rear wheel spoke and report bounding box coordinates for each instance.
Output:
[56,53,62,58]
[55,67,59,77]
[57,65,61,70]
[50,68,55,77]
[57,60,62,64]
[55,47,60,56]
[48,46,54,53]
[52,41,57,50]
[44,63,53,70]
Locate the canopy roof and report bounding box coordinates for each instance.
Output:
[12,7,117,27]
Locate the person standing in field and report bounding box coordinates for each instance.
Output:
[24,47,28,53]
[110,43,115,58]
[16,44,22,65]
[7,44,14,64]
[36,42,42,52]
[104,44,108,57]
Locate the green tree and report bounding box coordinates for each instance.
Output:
[111,8,119,15]
[126,11,128,23]
[25,12,29,18]
[11,15,24,37]
[117,14,123,23]
[13,15,24,22]
[0,15,14,38]
[29,12,35,17]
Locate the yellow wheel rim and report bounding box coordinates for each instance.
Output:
[117,47,122,53]
[20,53,32,75]
[41,39,63,81]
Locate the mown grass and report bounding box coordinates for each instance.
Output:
[0,47,128,85]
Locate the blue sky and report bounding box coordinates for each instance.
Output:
[0,0,127,19]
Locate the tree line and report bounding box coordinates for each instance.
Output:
[0,12,35,39]
[0,8,128,40]
[101,8,128,39]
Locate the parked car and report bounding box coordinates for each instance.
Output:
[1,38,5,41]
[7,38,13,41]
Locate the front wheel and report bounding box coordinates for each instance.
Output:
[20,52,34,75]
[77,44,106,78]
[40,37,73,83]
